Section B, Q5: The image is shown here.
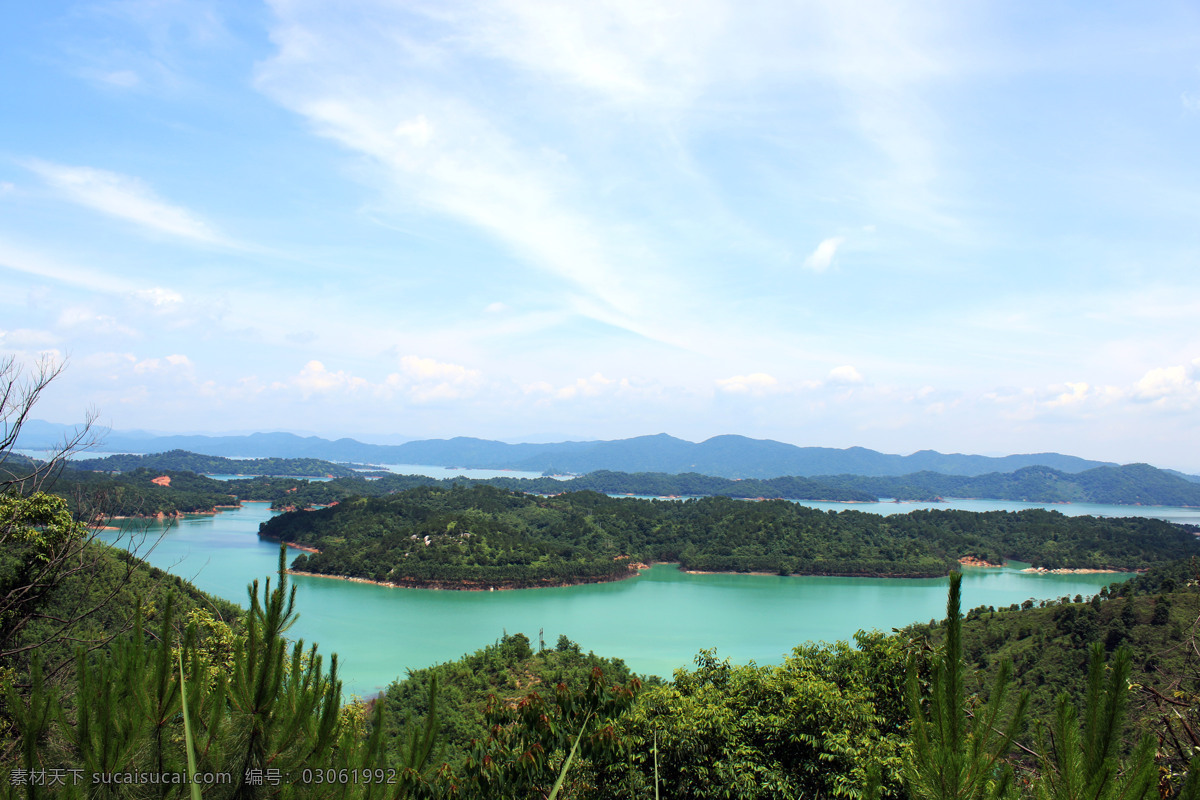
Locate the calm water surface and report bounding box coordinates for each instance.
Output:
[100,492,1199,697]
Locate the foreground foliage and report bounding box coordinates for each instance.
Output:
[14,544,1200,798]
[3,550,441,800]
[378,632,645,771]
[615,633,911,800]
[902,573,1028,800]
[892,571,1200,800]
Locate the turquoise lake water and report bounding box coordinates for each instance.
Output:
[100,491,1200,698]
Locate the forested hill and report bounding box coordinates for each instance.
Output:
[51,468,240,517]
[261,484,1200,587]
[226,462,1200,509]
[68,449,381,478]
[813,463,1200,506]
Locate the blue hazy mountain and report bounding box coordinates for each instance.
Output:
[17,422,1143,479]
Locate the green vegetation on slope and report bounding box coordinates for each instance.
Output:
[816,462,1200,505]
[909,558,1200,777]
[378,632,648,771]
[50,467,240,517]
[2,540,242,685]
[262,484,1200,586]
[9,482,1200,798]
[232,460,1200,508]
[70,449,384,478]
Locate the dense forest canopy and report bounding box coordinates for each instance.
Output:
[68,449,384,478]
[262,484,1200,587]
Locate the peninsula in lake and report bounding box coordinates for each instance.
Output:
[259,484,1199,589]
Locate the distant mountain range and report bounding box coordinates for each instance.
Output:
[17,421,1153,479]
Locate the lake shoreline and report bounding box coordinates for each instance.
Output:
[679,567,949,579]
[287,558,1136,590]
[1019,566,1131,574]
[286,567,645,592]
[102,502,1150,697]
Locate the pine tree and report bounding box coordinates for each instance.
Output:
[1031,643,1156,800]
[2,546,443,799]
[901,572,1029,800]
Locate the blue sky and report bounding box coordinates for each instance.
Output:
[3,0,1200,469]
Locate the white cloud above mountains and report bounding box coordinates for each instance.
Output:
[389,356,485,402]
[1134,360,1200,405]
[985,358,1200,423]
[716,365,864,396]
[276,356,485,404]
[716,373,779,395]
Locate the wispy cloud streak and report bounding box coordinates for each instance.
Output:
[25,159,229,245]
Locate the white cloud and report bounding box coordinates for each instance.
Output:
[1183,92,1200,113]
[131,287,184,308]
[80,351,138,371]
[374,356,487,402]
[0,237,141,294]
[803,237,846,272]
[24,160,227,244]
[1134,360,1200,403]
[1044,381,1091,408]
[522,373,644,402]
[0,328,59,348]
[484,301,509,313]
[395,355,473,381]
[133,353,193,374]
[284,360,370,397]
[394,114,433,146]
[56,306,139,338]
[458,0,725,108]
[554,372,614,400]
[980,360,1200,422]
[715,372,778,395]
[252,1,737,351]
[250,0,968,359]
[828,365,864,384]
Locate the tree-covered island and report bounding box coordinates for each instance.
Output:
[69,449,386,478]
[259,484,1200,588]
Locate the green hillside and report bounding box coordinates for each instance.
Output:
[263,484,1200,586]
[70,449,379,478]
